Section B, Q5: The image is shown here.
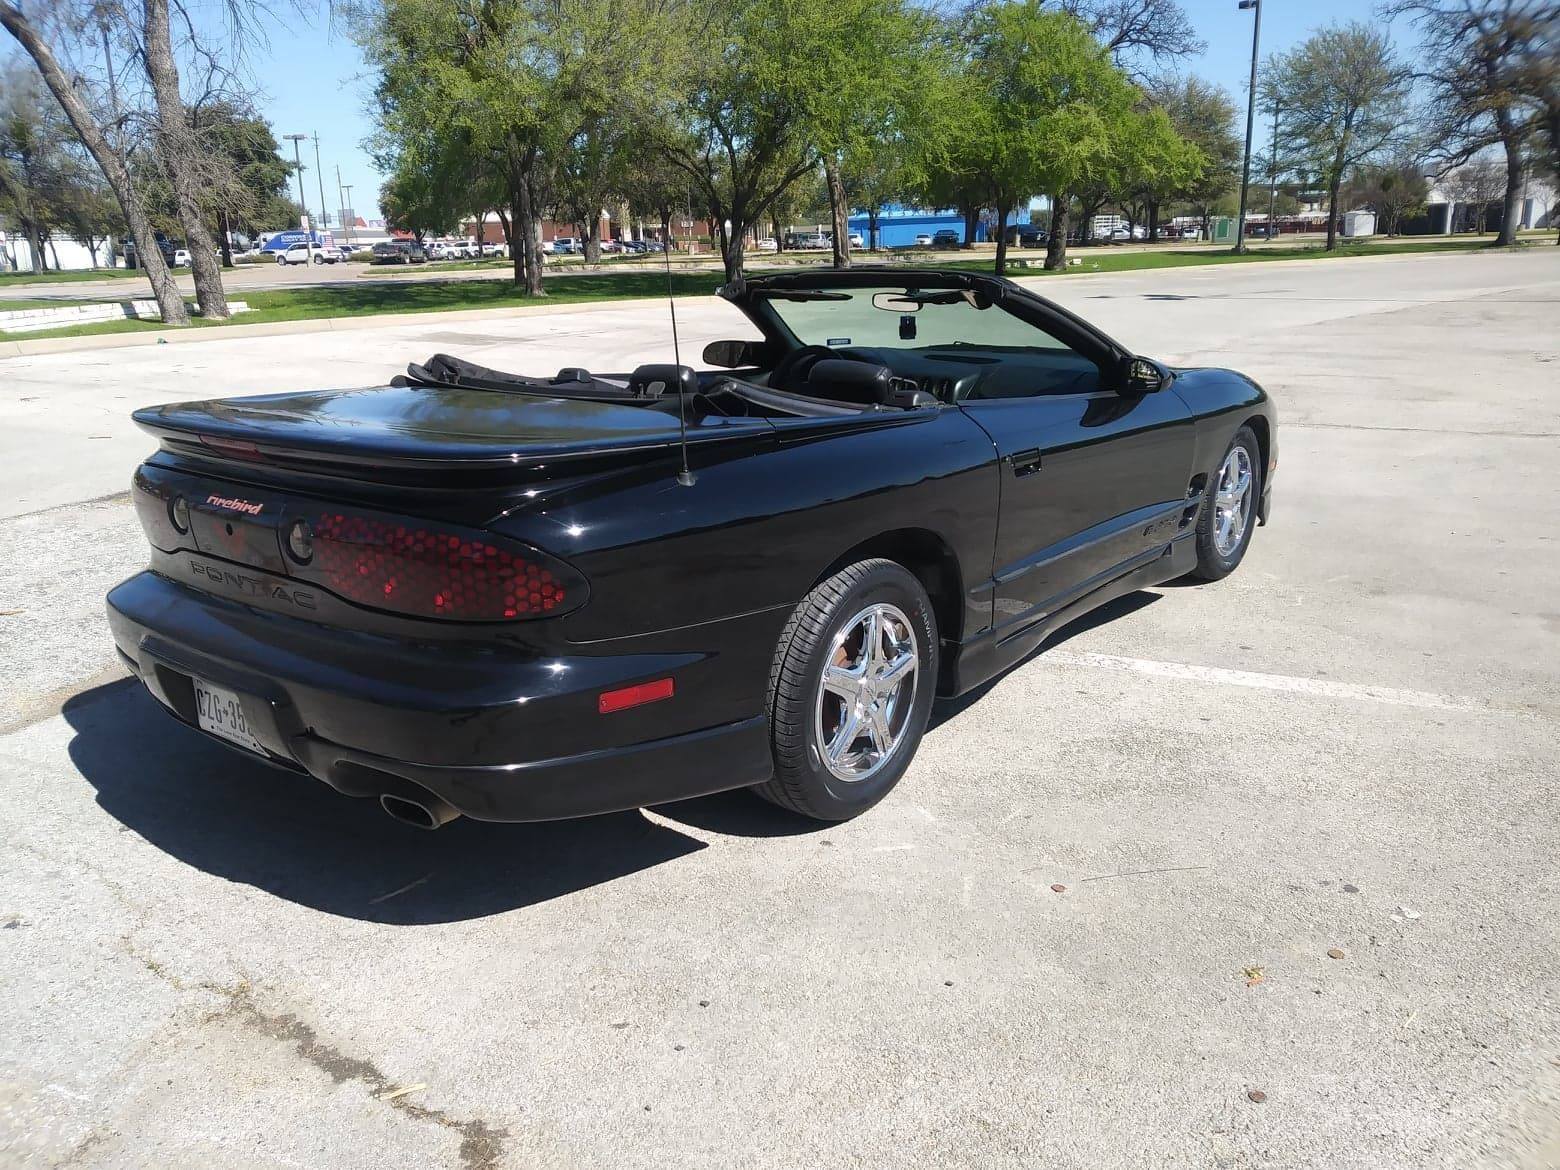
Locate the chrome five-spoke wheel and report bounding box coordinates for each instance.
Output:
[815,602,919,783]
[1212,445,1254,558]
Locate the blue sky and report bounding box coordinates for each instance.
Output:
[212,0,1415,221]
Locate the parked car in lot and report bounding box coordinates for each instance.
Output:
[1006,225,1047,248]
[173,249,191,267]
[108,267,1276,831]
[552,237,579,255]
[913,232,934,247]
[369,240,427,264]
[275,242,338,265]
[932,229,961,248]
[755,237,778,252]
[848,231,865,248]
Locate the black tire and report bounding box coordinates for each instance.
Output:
[1189,425,1262,581]
[756,559,938,821]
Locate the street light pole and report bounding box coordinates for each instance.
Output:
[1234,0,1262,255]
[284,133,313,264]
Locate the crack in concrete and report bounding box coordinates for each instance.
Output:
[211,988,511,1170]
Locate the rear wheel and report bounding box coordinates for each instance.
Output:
[1190,426,1261,581]
[758,559,937,821]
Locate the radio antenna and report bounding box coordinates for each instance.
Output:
[665,234,696,487]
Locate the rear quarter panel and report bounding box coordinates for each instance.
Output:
[487,407,1000,648]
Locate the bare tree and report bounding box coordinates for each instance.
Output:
[0,2,188,322]
[1444,155,1508,230]
[1383,0,1556,245]
[1059,0,1204,77]
[139,0,229,317]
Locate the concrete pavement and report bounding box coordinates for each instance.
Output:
[1,248,1557,1169]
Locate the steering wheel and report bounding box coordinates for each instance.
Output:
[768,344,839,393]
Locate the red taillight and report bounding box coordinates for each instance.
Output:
[310,511,579,621]
[598,678,675,714]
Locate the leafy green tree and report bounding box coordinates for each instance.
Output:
[359,0,678,294]
[1265,23,1413,250]
[660,0,930,281]
[1142,75,1240,239]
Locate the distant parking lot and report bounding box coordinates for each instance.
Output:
[1,249,1557,1168]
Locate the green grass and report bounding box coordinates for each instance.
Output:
[943,236,1531,277]
[3,235,1546,344]
[0,267,141,287]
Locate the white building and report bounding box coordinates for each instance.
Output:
[0,231,119,272]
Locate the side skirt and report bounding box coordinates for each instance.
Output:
[943,535,1196,697]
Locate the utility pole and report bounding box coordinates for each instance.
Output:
[312,132,330,235]
[284,133,313,264]
[337,168,354,247]
[1234,0,1262,255]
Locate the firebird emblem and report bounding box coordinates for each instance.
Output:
[205,494,264,515]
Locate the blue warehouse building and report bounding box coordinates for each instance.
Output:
[844,205,1036,248]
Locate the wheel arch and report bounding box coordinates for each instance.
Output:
[815,528,965,682]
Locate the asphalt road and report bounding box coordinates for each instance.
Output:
[2,249,1558,1169]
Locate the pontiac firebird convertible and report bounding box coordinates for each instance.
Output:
[107,268,1276,829]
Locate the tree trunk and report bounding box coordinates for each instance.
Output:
[142,0,229,319]
[824,154,850,268]
[0,1,188,324]
[772,217,784,252]
[962,203,980,248]
[1147,201,1160,242]
[516,169,544,295]
[218,210,233,268]
[993,201,1011,275]
[583,213,602,264]
[1044,198,1070,271]
[1325,174,1341,251]
[867,205,880,251]
[23,217,45,273]
[720,221,745,283]
[1496,127,1523,246]
[660,210,672,251]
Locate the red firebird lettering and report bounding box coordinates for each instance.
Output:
[205,494,264,515]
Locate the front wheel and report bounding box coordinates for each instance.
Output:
[757,559,938,821]
[276,256,287,266]
[1190,426,1261,581]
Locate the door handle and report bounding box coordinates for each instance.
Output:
[1008,448,1042,476]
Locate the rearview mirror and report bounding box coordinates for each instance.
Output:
[701,339,760,368]
[1120,355,1172,394]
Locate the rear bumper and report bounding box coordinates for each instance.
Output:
[106,570,776,821]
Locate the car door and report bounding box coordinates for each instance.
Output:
[959,348,1195,636]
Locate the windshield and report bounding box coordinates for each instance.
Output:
[762,286,1069,353]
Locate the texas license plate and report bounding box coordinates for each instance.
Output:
[193,678,265,755]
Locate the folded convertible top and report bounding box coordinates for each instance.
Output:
[397,353,634,398]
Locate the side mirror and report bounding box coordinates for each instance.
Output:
[1119,355,1172,394]
[702,339,760,368]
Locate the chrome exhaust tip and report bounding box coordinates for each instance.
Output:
[379,791,461,830]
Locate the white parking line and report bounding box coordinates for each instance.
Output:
[1043,650,1520,715]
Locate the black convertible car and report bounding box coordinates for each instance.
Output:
[108,268,1275,829]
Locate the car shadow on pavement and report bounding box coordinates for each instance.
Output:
[63,679,729,925]
[929,589,1161,731]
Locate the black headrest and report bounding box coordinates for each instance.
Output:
[806,359,893,405]
[627,364,697,399]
